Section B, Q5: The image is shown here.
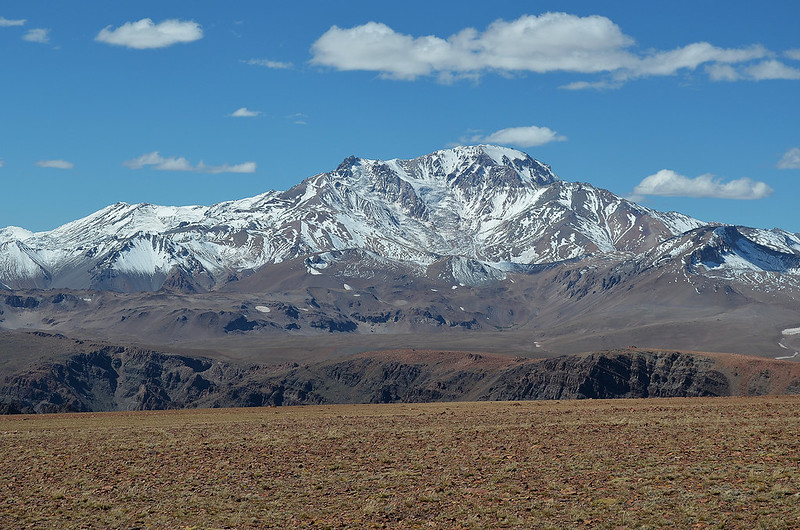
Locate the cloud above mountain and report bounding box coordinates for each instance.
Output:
[229,107,261,118]
[468,126,567,148]
[96,18,202,49]
[310,12,786,87]
[632,169,772,200]
[123,151,255,174]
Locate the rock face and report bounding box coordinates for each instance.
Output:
[3,345,797,413]
[486,351,731,400]
[0,347,231,413]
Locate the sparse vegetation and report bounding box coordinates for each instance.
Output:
[1,397,799,528]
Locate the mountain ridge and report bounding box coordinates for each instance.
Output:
[3,333,798,413]
[1,145,800,363]
[0,145,717,292]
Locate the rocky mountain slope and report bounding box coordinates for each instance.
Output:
[2,333,798,413]
[1,145,708,292]
[2,145,798,296]
[1,145,800,365]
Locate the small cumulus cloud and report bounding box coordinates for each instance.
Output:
[22,28,49,43]
[229,107,261,117]
[745,60,800,80]
[243,58,293,69]
[123,151,256,174]
[0,17,26,27]
[468,125,567,148]
[778,147,800,169]
[96,18,202,49]
[309,13,787,88]
[35,159,74,169]
[631,169,772,200]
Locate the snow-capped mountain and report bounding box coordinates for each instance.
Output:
[0,145,798,292]
[639,225,800,289]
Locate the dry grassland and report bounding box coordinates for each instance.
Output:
[1,397,799,529]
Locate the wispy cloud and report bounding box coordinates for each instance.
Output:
[123,152,256,174]
[0,17,26,27]
[96,18,202,49]
[778,147,800,169]
[310,13,784,88]
[243,58,293,69]
[229,107,261,118]
[287,113,308,125]
[467,125,567,148]
[785,49,800,61]
[0,158,4,168]
[560,80,622,91]
[631,169,772,200]
[709,59,800,81]
[36,159,73,169]
[22,28,49,44]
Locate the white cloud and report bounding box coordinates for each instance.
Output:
[778,147,800,169]
[630,43,768,78]
[560,79,622,90]
[35,159,73,169]
[707,59,800,82]
[470,125,567,148]
[785,49,800,61]
[0,158,4,168]
[632,169,772,200]
[201,161,256,174]
[22,28,49,44]
[95,18,202,49]
[0,17,26,27]
[244,58,293,69]
[745,60,800,80]
[311,14,635,81]
[310,13,786,87]
[123,151,256,174]
[287,113,308,125]
[705,63,741,81]
[229,107,260,118]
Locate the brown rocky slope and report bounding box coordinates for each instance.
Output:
[2,335,799,413]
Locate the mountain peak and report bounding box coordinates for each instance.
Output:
[332,145,560,190]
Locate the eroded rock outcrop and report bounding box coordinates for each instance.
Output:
[1,347,797,413]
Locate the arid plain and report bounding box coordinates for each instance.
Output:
[2,397,799,528]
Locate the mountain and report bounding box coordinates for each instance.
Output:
[1,145,800,362]
[1,145,706,292]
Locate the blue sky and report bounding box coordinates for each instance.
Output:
[1,0,799,233]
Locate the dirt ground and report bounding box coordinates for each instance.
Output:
[1,397,799,528]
